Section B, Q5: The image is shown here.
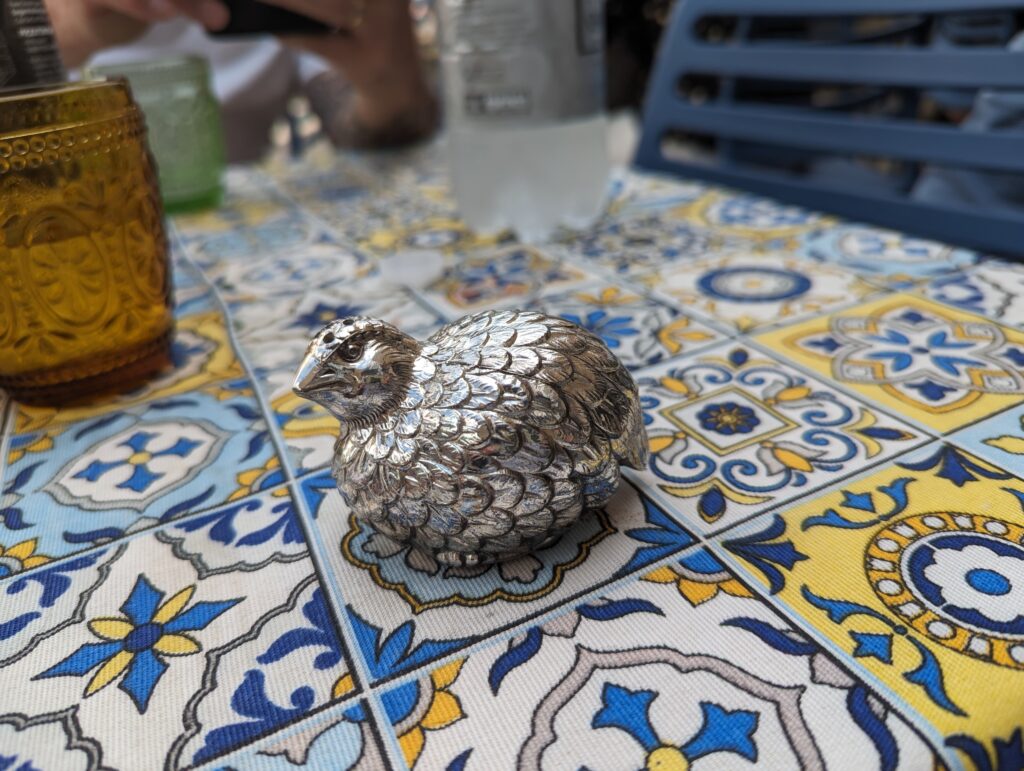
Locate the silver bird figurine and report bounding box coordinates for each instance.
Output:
[292,310,649,566]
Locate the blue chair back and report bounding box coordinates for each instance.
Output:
[635,0,1024,257]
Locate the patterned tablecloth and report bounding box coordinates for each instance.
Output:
[2,142,1023,771]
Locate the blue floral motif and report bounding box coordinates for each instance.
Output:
[193,669,315,764]
[347,609,467,682]
[801,586,965,716]
[74,432,202,494]
[2,552,106,641]
[801,478,912,531]
[257,588,343,670]
[697,401,760,436]
[899,445,1011,487]
[723,515,808,594]
[947,728,1024,771]
[560,311,639,349]
[36,575,239,712]
[798,306,1023,412]
[0,755,40,771]
[593,683,758,766]
[488,598,663,695]
[1,462,44,532]
[865,329,982,378]
[619,496,696,576]
[176,499,303,548]
[447,249,576,307]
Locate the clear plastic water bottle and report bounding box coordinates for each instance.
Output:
[438,0,610,242]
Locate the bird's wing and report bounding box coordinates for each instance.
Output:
[426,309,647,468]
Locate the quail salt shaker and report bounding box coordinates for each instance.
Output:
[293,310,648,566]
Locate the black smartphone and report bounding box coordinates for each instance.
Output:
[211,0,331,36]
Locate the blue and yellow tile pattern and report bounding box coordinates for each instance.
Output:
[1,145,1021,769]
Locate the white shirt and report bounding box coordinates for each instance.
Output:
[86,19,329,161]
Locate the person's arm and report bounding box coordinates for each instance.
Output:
[42,0,436,147]
[41,0,227,67]
[280,0,437,147]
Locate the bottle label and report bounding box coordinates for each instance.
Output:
[438,0,605,126]
[0,0,64,88]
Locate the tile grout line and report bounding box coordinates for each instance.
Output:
[170,219,406,768]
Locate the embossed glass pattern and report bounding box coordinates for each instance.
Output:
[86,56,224,212]
[0,80,173,404]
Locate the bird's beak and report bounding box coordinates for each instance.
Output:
[293,354,329,398]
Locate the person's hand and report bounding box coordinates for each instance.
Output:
[43,0,229,67]
[268,0,433,138]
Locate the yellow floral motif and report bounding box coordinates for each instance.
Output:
[644,564,751,607]
[176,200,282,234]
[574,287,641,306]
[759,441,814,472]
[402,659,466,767]
[7,414,60,464]
[229,457,289,501]
[332,673,355,700]
[647,746,690,771]
[649,430,688,455]
[0,539,51,573]
[762,386,811,407]
[657,319,715,355]
[360,217,502,255]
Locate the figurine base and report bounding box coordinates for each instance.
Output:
[1,330,173,406]
[374,530,566,570]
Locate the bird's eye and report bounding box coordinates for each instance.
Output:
[337,339,364,362]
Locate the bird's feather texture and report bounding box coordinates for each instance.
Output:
[331,310,648,564]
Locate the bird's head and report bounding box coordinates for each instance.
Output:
[292,317,419,426]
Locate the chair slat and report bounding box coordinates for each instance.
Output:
[651,101,1024,172]
[681,47,1024,89]
[684,0,1024,16]
[636,0,1024,256]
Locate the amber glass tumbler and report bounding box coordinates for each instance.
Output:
[0,80,173,405]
